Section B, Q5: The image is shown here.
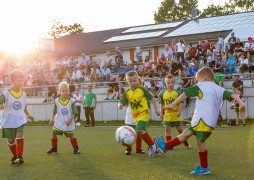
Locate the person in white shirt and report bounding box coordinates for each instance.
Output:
[90,65,100,84]
[71,67,83,84]
[73,88,82,126]
[104,51,113,69]
[217,34,225,54]
[238,53,249,73]
[100,64,111,82]
[79,53,90,75]
[244,37,254,62]
[63,56,69,71]
[176,39,185,64]
[163,44,173,61]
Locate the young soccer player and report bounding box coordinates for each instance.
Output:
[47,82,80,154]
[0,70,34,165]
[118,71,160,157]
[159,75,190,149]
[235,87,245,126]
[154,67,245,175]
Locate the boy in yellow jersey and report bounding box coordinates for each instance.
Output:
[159,75,190,149]
[118,71,160,157]
[0,70,34,165]
[154,67,245,175]
[47,82,80,154]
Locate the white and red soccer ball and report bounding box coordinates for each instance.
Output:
[115,126,136,146]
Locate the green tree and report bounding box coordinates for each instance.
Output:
[199,4,225,18]
[154,0,198,23]
[48,20,84,39]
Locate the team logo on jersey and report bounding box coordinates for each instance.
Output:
[130,99,143,109]
[13,101,22,110]
[166,99,175,105]
[61,108,68,115]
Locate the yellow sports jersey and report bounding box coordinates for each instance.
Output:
[160,89,182,122]
[120,86,153,123]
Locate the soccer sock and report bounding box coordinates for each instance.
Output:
[70,137,78,149]
[165,137,181,150]
[141,132,154,146]
[8,142,16,157]
[199,150,208,168]
[166,136,171,141]
[126,145,132,150]
[135,136,142,150]
[51,137,58,148]
[16,137,24,157]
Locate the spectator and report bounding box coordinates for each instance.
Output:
[143,74,152,91]
[68,56,78,71]
[62,56,69,72]
[126,63,134,73]
[202,38,210,57]
[181,70,191,107]
[188,63,197,85]
[244,37,254,62]
[214,55,224,73]
[83,85,97,127]
[135,46,143,62]
[90,65,100,85]
[210,49,218,68]
[206,49,213,67]
[116,46,122,56]
[234,38,244,60]
[188,43,197,59]
[176,38,185,64]
[43,81,57,102]
[156,53,167,71]
[190,57,198,69]
[208,42,216,52]
[170,39,177,59]
[224,51,236,78]
[73,88,82,125]
[196,40,203,58]
[114,51,123,72]
[142,55,152,74]
[170,58,183,78]
[79,53,90,75]
[151,74,163,98]
[217,34,225,54]
[228,32,236,52]
[232,75,243,94]
[135,67,142,76]
[104,77,121,100]
[111,83,125,100]
[239,53,248,74]
[177,82,184,94]
[71,67,83,84]
[163,44,173,61]
[234,87,245,126]
[159,67,167,79]
[100,64,111,82]
[104,51,113,69]
[184,53,190,67]
[117,64,126,81]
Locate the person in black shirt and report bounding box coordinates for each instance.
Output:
[196,40,203,59]
[170,58,183,78]
[228,32,236,52]
[232,75,243,95]
[234,38,244,60]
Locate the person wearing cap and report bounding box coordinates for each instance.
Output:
[71,67,83,84]
[244,37,254,62]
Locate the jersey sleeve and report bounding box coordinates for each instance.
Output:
[175,90,184,103]
[183,85,199,98]
[53,104,57,114]
[119,90,128,106]
[223,90,233,101]
[93,93,97,99]
[71,102,79,115]
[0,94,5,105]
[140,86,153,101]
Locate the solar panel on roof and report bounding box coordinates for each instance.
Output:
[104,30,167,43]
[122,21,183,34]
[164,12,254,38]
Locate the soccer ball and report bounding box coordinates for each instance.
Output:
[115,126,136,146]
[75,122,81,127]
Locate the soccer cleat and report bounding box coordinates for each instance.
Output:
[148,144,159,157]
[73,147,80,154]
[153,136,167,154]
[10,156,17,165]
[136,149,145,154]
[47,147,57,154]
[16,156,24,165]
[191,164,211,175]
[184,142,191,149]
[243,124,246,127]
[159,135,165,143]
[125,149,131,155]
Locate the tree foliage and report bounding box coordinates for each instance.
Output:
[154,0,254,23]
[48,20,84,39]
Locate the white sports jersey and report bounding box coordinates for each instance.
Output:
[1,89,27,128]
[125,106,135,126]
[191,81,225,129]
[54,97,75,132]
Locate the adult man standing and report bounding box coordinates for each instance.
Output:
[83,85,97,127]
[79,53,90,75]
[217,34,225,54]
[232,75,243,94]
[228,32,236,52]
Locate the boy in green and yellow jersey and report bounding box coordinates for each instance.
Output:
[118,71,160,157]
[159,75,190,149]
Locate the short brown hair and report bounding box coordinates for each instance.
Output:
[10,70,24,81]
[195,67,214,81]
[165,74,175,81]
[126,71,138,78]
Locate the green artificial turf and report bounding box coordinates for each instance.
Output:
[0,126,253,179]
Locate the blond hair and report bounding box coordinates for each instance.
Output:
[106,51,110,56]
[10,70,24,81]
[59,81,69,91]
[126,71,138,79]
[195,67,214,81]
[165,74,175,81]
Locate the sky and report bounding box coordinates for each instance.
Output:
[0,0,228,55]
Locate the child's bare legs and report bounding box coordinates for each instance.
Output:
[165,125,172,141]
[176,125,190,148]
[111,91,116,99]
[236,112,239,125]
[197,139,208,169]
[240,113,246,126]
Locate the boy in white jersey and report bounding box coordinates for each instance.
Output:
[47,82,80,154]
[0,70,34,165]
[154,67,245,175]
